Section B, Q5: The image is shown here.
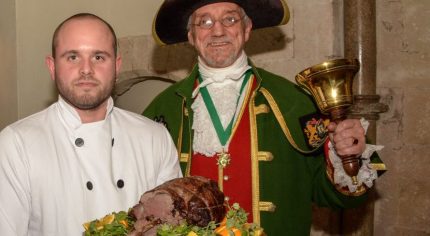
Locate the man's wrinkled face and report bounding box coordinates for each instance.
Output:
[188,2,252,68]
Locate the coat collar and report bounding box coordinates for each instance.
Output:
[175,59,263,102]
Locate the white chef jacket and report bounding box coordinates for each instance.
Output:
[0,96,182,236]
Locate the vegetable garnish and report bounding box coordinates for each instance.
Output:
[83,203,265,236]
[157,203,264,236]
[83,210,134,236]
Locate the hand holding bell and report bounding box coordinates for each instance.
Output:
[327,119,365,185]
[295,58,361,185]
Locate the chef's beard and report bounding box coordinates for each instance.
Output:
[55,75,115,111]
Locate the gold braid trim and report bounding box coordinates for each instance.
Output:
[181,98,193,177]
[218,166,224,192]
[177,100,185,162]
[259,201,276,212]
[254,104,270,115]
[370,163,387,171]
[249,89,261,225]
[259,88,322,154]
[180,153,189,163]
[227,75,254,146]
[257,151,273,161]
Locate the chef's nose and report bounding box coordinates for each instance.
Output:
[80,58,94,76]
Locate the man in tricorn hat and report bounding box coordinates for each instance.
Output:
[144,0,386,234]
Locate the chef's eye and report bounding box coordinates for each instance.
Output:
[67,55,77,61]
[95,55,104,61]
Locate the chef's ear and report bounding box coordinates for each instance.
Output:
[46,55,56,81]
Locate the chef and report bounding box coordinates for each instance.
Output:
[0,13,182,235]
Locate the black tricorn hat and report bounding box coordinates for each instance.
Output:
[152,0,290,45]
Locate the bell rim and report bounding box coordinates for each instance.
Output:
[295,58,360,80]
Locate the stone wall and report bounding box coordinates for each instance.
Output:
[116,0,430,235]
[375,0,430,235]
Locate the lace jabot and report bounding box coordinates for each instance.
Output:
[191,51,251,156]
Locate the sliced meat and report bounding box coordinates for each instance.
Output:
[128,176,226,235]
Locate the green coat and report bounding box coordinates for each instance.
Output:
[143,63,384,235]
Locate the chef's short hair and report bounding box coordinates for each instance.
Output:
[51,13,118,58]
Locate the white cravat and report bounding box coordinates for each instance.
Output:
[192,51,251,98]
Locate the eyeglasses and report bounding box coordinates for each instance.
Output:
[192,14,245,29]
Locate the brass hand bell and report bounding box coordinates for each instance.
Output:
[295,58,360,185]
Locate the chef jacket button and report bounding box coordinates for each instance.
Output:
[224,196,230,202]
[75,138,84,147]
[117,179,124,188]
[86,181,93,190]
[223,175,229,181]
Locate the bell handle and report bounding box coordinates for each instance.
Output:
[330,108,360,185]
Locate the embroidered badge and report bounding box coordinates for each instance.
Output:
[217,151,231,168]
[299,113,330,148]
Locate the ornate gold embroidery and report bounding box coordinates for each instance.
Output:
[216,151,231,168]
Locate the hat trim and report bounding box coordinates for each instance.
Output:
[280,0,290,26]
[152,6,166,46]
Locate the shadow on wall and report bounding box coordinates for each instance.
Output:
[245,27,292,56]
[113,74,177,114]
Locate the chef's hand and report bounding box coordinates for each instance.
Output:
[327,119,366,157]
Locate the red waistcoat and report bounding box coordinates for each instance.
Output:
[190,77,255,222]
